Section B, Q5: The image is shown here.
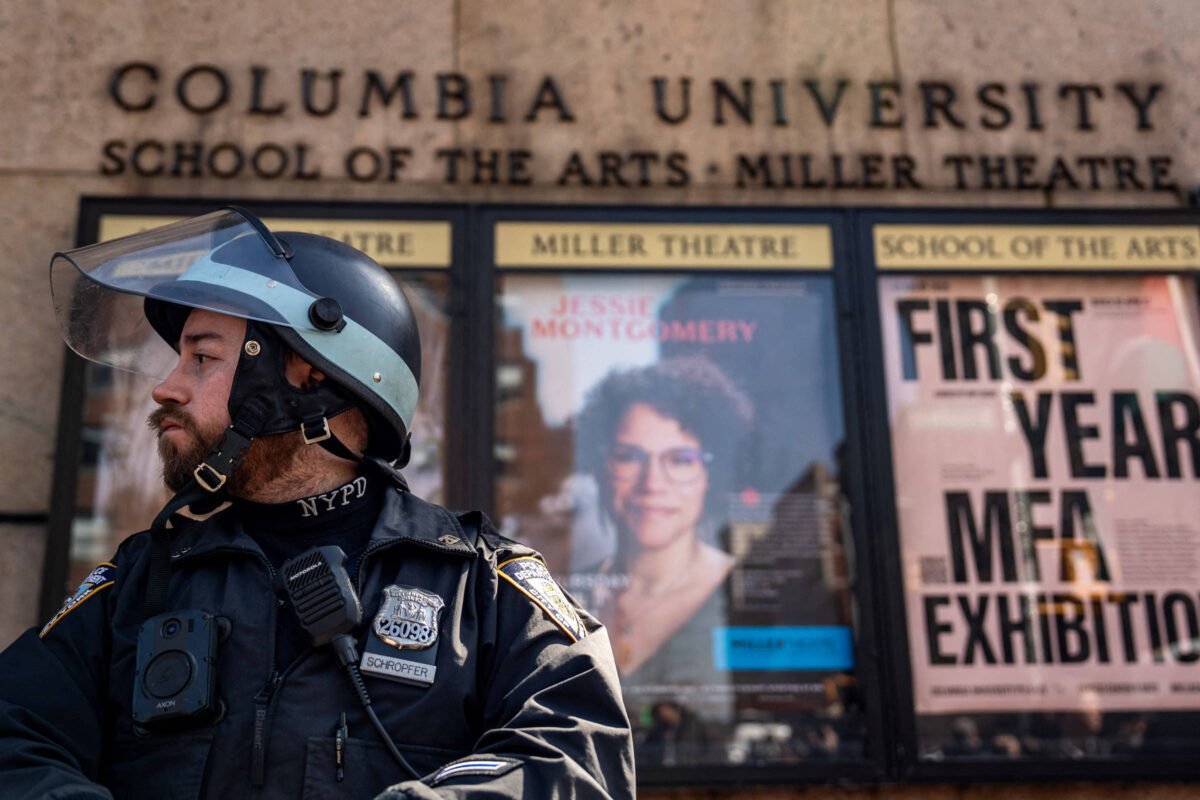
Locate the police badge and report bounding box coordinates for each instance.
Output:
[374,586,444,649]
[361,585,445,686]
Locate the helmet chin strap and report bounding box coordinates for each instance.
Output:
[142,393,273,619]
[142,320,411,618]
[315,433,412,492]
[142,405,407,618]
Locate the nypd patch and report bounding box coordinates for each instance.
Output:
[497,557,587,642]
[40,563,116,638]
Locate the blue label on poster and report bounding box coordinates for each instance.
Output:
[713,626,854,671]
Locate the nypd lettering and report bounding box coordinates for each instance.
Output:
[498,557,587,643]
[40,563,117,638]
[295,476,367,518]
[361,584,444,687]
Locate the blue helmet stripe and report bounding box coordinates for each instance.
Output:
[176,259,419,429]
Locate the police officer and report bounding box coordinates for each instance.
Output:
[0,209,635,799]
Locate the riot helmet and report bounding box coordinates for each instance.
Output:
[50,208,422,498]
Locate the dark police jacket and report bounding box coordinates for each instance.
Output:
[0,488,635,799]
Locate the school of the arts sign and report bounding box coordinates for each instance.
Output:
[97,62,1180,193]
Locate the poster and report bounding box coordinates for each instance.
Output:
[495,268,860,768]
[881,271,1200,717]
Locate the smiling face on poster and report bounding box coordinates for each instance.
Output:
[495,270,861,769]
[607,402,711,553]
[574,357,748,679]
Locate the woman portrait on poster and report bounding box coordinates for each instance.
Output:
[576,355,754,683]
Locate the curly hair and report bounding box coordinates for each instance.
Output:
[575,356,754,526]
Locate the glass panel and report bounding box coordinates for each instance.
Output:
[879,272,1200,761]
[495,272,865,771]
[63,272,450,588]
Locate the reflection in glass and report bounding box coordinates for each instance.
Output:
[495,272,863,771]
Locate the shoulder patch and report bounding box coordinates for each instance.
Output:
[40,563,116,638]
[497,557,586,642]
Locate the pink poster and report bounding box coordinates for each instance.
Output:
[880,274,1200,714]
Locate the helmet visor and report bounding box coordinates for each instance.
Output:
[51,209,325,380]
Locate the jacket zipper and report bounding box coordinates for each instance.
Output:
[251,669,282,787]
[179,547,282,792]
[250,552,281,791]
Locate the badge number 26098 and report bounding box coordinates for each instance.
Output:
[373,586,444,650]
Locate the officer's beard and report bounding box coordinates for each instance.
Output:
[148,404,304,495]
[230,432,305,498]
[148,404,221,492]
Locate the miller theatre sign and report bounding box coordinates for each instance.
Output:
[99,62,1180,193]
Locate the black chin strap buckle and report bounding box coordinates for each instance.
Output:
[193,461,228,493]
[192,415,261,494]
[301,416,332,445]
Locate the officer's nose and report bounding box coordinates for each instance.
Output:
[151,361,189,406]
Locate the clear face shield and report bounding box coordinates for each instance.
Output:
[50,208,326,381]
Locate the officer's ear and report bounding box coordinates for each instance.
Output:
[284,351,328,390]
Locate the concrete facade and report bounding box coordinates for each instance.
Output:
[1,0,1197,795]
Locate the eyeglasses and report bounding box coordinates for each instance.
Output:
[606,444,712,484]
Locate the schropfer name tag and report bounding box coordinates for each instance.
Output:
[360,585,443,687]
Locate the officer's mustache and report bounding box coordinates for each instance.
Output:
[146,403,203,441]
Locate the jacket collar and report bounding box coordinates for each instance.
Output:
[368,489,476,556]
